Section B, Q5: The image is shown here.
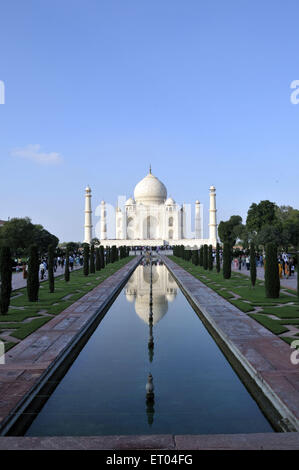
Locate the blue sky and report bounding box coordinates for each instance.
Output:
[0,0,299,242]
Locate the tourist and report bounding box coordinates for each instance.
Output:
[278,262,283,279]
[69,254,74,270]
[39,261,45,280]
[285,262,290,279]
[238,255,242,270]
[245,255,250,270]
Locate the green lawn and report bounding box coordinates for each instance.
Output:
[169,256,299,343]
[0,257,133,351]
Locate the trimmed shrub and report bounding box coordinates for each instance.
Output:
[265,242,280,298]
[27,244,40,301]
[111,245,117,263]
[48,244,55,292]
[216,243,220,273]
[100,246,105,268]
[199,246,204,266]
[90,244,95,273]
[95,247,101,270]
[83,243,90,276]
[65,246,70,282]
[203,244,208,270]
[208,245,213,271]
[0,246,12,314]
[250,242,257,287]
[192,250,199,265]
[223,242,231,279]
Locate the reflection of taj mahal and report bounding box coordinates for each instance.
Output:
[125,264,177,325]
[83,167,218,247]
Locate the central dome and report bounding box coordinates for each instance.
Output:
[134,170,167,205]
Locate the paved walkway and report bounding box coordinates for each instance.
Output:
[161,255,299,433]
[231,264,298,291]
[0,256,141,436]
[12,265,82,291]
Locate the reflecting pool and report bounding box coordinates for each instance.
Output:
[25,263,273,436]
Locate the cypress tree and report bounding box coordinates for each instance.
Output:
[90,244,95,273]
[83,243,90,276]
[250,242,257,287]
[27,244,40,301]
[203,244,208,270]
[0,247,12,314]
[100,246,105,268]
[208,245,213,271]
[192,250,199,265]
[111,245,117,263]
[95,247,101,271]
[199,246,204,266]
[265,242,280,298]
[180,245,184,258]
[65,246,70,281]
[223,242,231,279]
[297,250,299,299]
[48,244,55,292]
[216,243,221,273]
[106,246,110,264]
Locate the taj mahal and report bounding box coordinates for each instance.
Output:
[83,168,218,248]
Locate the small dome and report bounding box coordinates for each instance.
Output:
[134,171,167,205]
[165,197,175,205]
[195,200,200,204]
[125,197,135,205]
[101,200,105,205]
[85,185,91,192]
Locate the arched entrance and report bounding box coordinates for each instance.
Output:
[143,215,158,239]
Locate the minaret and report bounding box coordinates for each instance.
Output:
[84,186,92,244]
[195,200,201,238]
[209,186,217,245]
[100,200,107,240]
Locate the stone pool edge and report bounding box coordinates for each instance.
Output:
[161,255,299,434]
[0,432,299,450]
[0,256,141,436]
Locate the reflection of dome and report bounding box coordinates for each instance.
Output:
[135,294,168,325]
[134,171,167,205]
[126,292,135,302]
[143,265,159,284]
[166,292,176,302]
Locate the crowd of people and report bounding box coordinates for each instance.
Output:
[232,251,296,278]
[13,253,84,280]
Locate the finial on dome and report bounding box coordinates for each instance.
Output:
[149,164,152,174]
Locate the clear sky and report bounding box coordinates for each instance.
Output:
[0,0,298,242]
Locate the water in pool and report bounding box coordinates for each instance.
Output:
[25,262,273,435]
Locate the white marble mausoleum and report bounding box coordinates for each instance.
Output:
[83,168,218,248]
